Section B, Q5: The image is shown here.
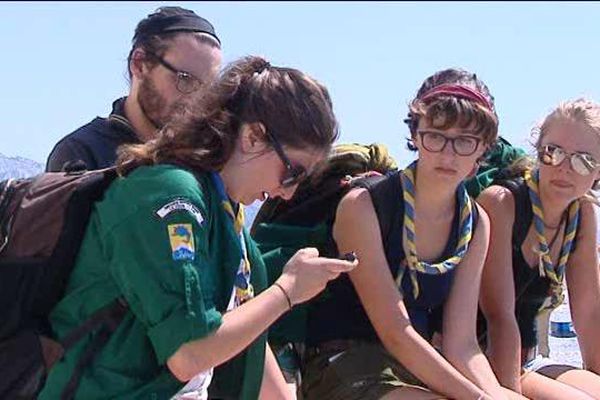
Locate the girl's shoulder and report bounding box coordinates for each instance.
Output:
[475,183,522,242]
[477,184,517,217]
[118,164,210,201]
[98,165,211,229]
[340,171,403,223]
[577,197,599,238]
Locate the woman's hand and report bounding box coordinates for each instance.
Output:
[167,247,356,382]
[276,247,357,306]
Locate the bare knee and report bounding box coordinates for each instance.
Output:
[522,370,596,400]
[381,386,447,400]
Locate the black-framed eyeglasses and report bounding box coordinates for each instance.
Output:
[147,52,203,94]
[263,129,307,188]
[417,130,481,156]
[538,144,599,176]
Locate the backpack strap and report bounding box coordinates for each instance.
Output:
[59,297,128,351]
[59,297,128,400]
[496,178,531,248]
[57,165,137,399]
[0,179,15,254]
[0,178,30,255]
[0,179,16,218]
[352,171,403,246]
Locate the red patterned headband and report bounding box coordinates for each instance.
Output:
[418,84,493,112]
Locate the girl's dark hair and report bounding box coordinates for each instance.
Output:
[404,68,499,151]
[126,6,221,79]
[117,56,339,172]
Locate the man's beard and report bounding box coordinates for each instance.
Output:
[138,77,169,130]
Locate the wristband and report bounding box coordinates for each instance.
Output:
[273,282,293,311]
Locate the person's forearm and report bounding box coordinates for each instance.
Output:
[577,313,600,373]
[173,285,289,380]
[383,330,484,399]
[486,320,522,392]
[445,346,508,399]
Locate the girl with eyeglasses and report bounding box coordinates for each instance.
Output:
[300,69,525,400]
[38,56,357,400]
[477,98,600,399]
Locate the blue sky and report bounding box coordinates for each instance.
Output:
[2,2,600,165]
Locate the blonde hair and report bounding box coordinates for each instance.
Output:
[533,97,600,148]
[506,99,600,193]
[528,97,600,202]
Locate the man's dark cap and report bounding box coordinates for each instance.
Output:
[134,13,220,46]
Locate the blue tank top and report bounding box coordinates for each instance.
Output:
[306,171,479,345]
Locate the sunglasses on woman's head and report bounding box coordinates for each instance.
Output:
[538,144,599,176]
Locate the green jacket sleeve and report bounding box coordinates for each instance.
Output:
[105,194,222,365]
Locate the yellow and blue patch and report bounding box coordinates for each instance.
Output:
[168,224,195,261]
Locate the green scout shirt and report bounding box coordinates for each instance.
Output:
[39,165,267,400]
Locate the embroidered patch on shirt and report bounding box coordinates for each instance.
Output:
[156,199,204,225]
[168,224,195,261]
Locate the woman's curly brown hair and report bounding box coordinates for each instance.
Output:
[404,68,499,151]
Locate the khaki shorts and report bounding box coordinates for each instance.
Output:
[301,342,427,400]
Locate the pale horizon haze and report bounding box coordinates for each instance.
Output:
[2,2,599,166]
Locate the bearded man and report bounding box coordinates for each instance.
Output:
[46,6,222,171]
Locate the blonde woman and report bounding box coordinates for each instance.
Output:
[479,99,600,399]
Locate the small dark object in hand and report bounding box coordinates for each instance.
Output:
[338,252,357,262]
